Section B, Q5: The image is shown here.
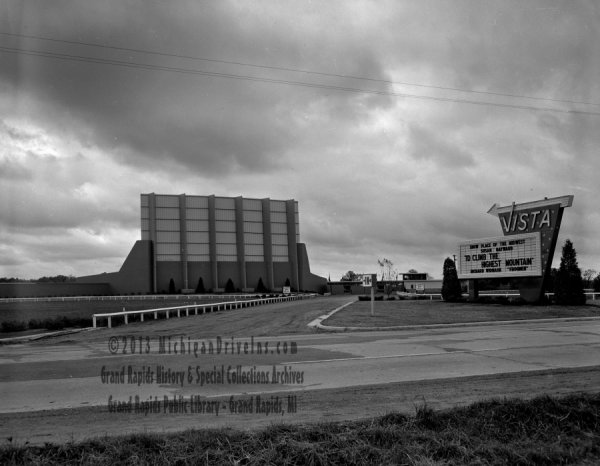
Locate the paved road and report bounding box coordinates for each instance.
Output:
[1,318,599,415]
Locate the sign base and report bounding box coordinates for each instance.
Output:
[468,279,479,301]
[517,277,546,303]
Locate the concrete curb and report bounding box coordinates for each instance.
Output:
[0,327,93,344]
[307,300,355,329]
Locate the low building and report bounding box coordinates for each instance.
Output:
[328,272,442,295]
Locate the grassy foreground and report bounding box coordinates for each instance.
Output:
[2,393,599,465]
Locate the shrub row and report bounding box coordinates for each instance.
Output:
[1,316,94,333]
[358,295,384,301]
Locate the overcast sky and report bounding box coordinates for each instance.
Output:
[1,1,599,281]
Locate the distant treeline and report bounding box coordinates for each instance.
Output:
[0,275,76,283]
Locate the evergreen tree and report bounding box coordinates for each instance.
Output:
[225,278,235,293]
[255,277,268,293]
[194,277,205,294]
[554,239,586,305]
[168,278,176,294]
[441,257,462,302]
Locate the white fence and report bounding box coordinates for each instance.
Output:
[476,292,599,300]
[92,294,315,328]
[398,292,600,301]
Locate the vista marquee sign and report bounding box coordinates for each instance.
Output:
[458,232,542,279]
[458,195,574,302]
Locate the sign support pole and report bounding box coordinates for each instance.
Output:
[361,273,377,317]
[371,273,376,317]
[371,281,374,316]
[468,279,479,300]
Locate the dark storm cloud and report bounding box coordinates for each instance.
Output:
[0,226,133,278]
[1,0,599,279]
[407,124,474,168]
[538,113,600,157]
[0,192,135,231]
[22,236,125,263]
[0,152,137,231]
[0,119,36,143]
[0,157,32,181]
[358,1,600,122]
[0,0,393,176]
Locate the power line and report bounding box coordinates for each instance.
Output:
[2,45,600,117]
[2,30,598,108]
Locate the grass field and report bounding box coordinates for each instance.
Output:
[3,294,600,334]
[1,392,598,465]
[324,299,600,328]
[0,296,260,332]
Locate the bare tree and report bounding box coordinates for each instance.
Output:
[377,258,397,281]
[582,269,597,288]
[378,258,398,299]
